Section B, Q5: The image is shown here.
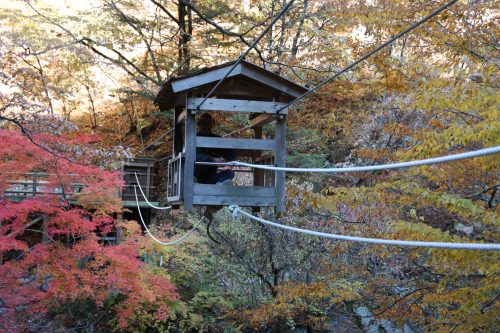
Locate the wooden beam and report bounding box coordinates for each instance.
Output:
[171,64,243,92]
[122,201,160,208]
[176,108,186,124]
[240,66,306,98]
[173,106,184,154]
[187,97,287,114]
[194,184,275,197]
[250,114,273,128]
[196,136,275,150]
[193,195,276,207]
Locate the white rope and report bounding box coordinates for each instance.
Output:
[134,172,171,210]
[229,206,500,251]
[229,146,500,173]
[134,185,204,245]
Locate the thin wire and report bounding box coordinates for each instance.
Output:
[222,125,251,138]
[228,146,500,173]
[197,0,296,109]
[134,185,204,245]
[229,206,500,251]
[275,0,458,114]
[134,172,171,210]
[137,128,174,153]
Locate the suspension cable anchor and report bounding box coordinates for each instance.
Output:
[229,205,240,219]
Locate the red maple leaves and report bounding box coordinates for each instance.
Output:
[0,128,177,331]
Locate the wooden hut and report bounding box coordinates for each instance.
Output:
[155,60,309,212]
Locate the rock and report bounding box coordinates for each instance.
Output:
[19,275,36,284]
[403,322,416,333]
[15,305,27,312]
[326,313,363,332]
[380,319,401,333]
[355,307,373,328]
[469,73,483,83]
[455,223,473,237]
[40,282,49,292]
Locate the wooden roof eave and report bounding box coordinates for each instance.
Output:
[170,61,308,98]
[154,60,309,111]
[171,63,243,93]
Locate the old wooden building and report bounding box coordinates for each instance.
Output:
[155,60,308,212]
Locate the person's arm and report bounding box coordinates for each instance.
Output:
[197,151,224,163]
[196,151,213,162]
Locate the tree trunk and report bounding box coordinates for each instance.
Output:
[178,3,191,74]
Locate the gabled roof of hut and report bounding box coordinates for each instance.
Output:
[154,60,309,110]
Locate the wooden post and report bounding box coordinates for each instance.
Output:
[150,211,157,228]
[252,123,263,213]
[275,114,286,212]
[145,164,151,200]
[119,162,124,201]
[183,109,196,211]
[115,213,123,244]
[41,216,49,243]
[173,107,184,154]
[32,174,37,197]
[253,125,263,186]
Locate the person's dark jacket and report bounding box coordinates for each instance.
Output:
[195,133,235,184]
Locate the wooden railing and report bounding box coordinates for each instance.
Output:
[2,173,84,201]
[167,153,183,203]
[120,158,158,207]
[2,158,159,207]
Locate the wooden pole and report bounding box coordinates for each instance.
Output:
[183,108,195,211]
[275,114,286,212]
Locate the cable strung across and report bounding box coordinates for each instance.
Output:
[134,172,171,210]
[229,206,500,251]
[134,185,203,245]
[275,0,458,114]
[197,0,296,109]
[228,146,500,173]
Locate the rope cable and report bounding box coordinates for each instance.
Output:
[275,0,459,114]
[229,146,500,173]
[206,216,221,244]
[197,0,296,109]
[134,172,171,210]
[229,206,500,251]
[134,185,204,245]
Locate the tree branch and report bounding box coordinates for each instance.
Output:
[181,0,268,64]
[107,0,163,84]
[149,0,180,25]
[80,37,159,85]
[0,116,86,166]
[25,1,160,86]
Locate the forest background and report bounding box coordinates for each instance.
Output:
[0,0,498,332]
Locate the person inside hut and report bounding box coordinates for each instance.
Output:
[195,113,235,184]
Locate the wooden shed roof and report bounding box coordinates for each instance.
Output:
[154,60,309,110]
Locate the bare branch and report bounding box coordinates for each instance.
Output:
[80,37,159,85]
[149,0,180,25]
